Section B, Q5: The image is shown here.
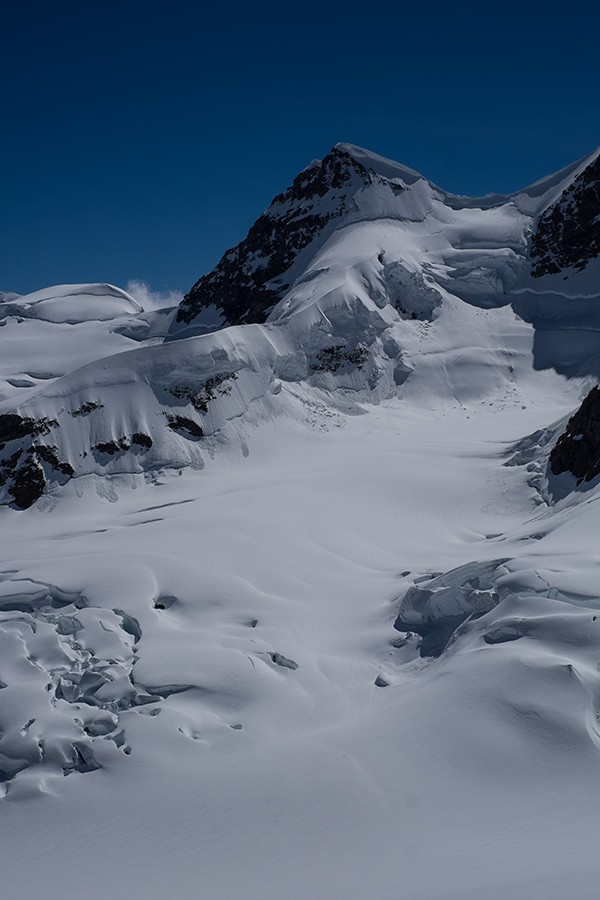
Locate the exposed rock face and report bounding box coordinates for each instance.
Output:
[0,413,52,446]
[531,154,600,276]
[550,386,600,483]
[2,445,74,509]
[9,452,47,509]
[166,416,204,439]
[174,147,374,329]
[0,414,74,508]
[169,372,238,411]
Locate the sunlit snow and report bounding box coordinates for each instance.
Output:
[1,145,600,899]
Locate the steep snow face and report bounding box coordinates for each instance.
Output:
[0,284,180,505]
[0,283,174,403]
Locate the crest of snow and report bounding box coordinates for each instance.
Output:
[3,283,142,323]
[512,145,600,215]
[0,283,171,403]
[335,141,431,186]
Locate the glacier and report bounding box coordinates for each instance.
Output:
[1,143,600,899]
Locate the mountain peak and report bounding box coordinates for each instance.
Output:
[270,143,372,207]
[170,142,600,338]
[333,142,428,186]
[171,144,425,336]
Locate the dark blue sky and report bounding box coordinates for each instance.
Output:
[2,1,599,296]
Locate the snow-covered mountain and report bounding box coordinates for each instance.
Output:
[2,144,600,511]
[2,144,600,900]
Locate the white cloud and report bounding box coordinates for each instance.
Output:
[125,280,184,311]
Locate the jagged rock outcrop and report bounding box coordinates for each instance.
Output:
[531,153,600,276]
[0,414,75,508]
[550,386,600,483]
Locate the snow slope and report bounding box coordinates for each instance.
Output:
[1,145,600,899]
[0,283,173,404]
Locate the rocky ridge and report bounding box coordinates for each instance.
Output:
[173,145,407,332]
[550,386,600,484]
[531,152,600,276]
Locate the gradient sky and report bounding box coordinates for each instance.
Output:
[2,1,599,297]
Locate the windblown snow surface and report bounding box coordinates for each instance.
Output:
[2,146,600,899]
